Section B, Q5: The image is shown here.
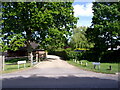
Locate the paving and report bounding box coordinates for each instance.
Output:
[1,55,119,88]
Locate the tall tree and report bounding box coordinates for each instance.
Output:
[2,2,78,53]
[70,26,94,49]
[86,2,120,61]
[86,2,120,51]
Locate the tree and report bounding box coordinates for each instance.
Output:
[2,2,78,53]
[70,26,94,49]
[86,2,120,51]
[86,2,120,61]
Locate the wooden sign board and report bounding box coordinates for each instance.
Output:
[17,61,26,64]
[17,60,26,69]
[92,62,100,65]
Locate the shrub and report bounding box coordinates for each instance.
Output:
[82,50,120,63]
[6,57,29,63]
[100,50,120,63]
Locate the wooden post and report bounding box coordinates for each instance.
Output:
[24,63,26,68]
[2,55,5,71]
[18,64,19,69]
[80,61,82,65]
[30,52,33,66]
[36,54,38,62]
[74,59,76,62]
[85,62,88,66]
[45,51,47,59]
[73,59,75,62]
[0,54,2,71]
[98,65,100,70]
[94,65,96,69]
[109,65,112,70]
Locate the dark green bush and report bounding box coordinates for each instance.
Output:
[6,57,29,63]
[100,50,120,63]
[82,50,120,63]
[48,47,120,63]
[82,51,100,62]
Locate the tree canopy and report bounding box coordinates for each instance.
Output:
[69,26,94,49]
[86,2,120,51]
[1,2,78,52]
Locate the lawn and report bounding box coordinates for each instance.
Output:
[67,59,119,74]
[2,62,31,74]
[1,57,32,74]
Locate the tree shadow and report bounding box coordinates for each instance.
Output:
[2,74,119,88]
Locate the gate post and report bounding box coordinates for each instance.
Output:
[30,52,33,66]
[36,54,38,62]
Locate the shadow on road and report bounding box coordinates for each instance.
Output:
[2,75,118,88]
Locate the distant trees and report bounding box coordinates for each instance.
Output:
[1,2,77,52]
[69,26,94,49]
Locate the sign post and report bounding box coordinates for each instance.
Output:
[17,61,26,69]
[92,62,100,70]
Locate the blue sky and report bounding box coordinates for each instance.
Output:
[72,1,93,27]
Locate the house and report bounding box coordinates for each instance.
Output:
[7,42,43,57]
[32,49,46,59]
[7,47,28,57]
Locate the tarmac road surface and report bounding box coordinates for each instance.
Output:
[2,55,119,88]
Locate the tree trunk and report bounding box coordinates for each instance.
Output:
[110,32,113,51]
[25,29,33,66]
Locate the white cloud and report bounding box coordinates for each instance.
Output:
[73,3,93,17]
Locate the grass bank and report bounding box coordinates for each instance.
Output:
[67,60,119,74]
[1,62,31,74]
[1,57,33,74]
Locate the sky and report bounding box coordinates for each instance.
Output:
[72,1,94,27]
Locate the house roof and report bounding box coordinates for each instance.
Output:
[30,42,39,49]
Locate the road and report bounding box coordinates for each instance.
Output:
[2,55,119,88]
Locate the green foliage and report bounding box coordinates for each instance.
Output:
[85,2,120,62]
[0,33,26,52]
[70,26,94,49]
[81,50,120,63]
[64,49,76,60]
[86,2,120,51]
[74,48,89,50]
[2,2,78,52]
[6,57,29,63]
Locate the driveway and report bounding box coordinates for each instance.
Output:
[2,55,119,88]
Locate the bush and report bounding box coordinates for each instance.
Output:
[48,48,86,61]
[82,51,100,62]
[82,50,120,63]
[6,57,29,63]
[48,48,67,60]
[100,50,120,63]
[48,47,120,63]
[65,48,85,61]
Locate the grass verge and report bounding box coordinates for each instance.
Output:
[1,57,33,74]
[1,62,32,74]
[67,60,119,74]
